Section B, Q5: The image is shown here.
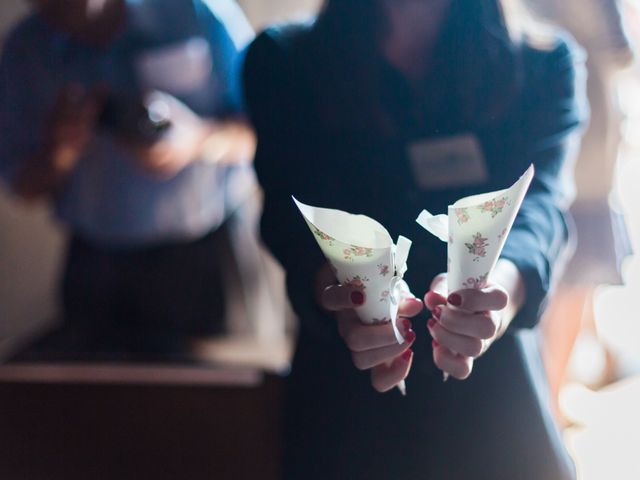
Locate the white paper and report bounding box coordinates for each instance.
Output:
[416,165,534,293]
[293,197,412,344]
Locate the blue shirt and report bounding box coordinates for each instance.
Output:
[0,0,254,247]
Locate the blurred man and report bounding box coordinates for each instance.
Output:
[0,0,257,353]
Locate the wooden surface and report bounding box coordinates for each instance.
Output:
[0,375,284,480]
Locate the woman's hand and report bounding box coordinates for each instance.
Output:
[316,263,424,393]
[424,260,524,380]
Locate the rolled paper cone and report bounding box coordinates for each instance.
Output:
[294,198,411,335]
[416,165,535,382]
[294,197,413,394]
[446,166,534,293]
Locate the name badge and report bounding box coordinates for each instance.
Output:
[408,134,488,190]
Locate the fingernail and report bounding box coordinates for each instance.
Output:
[448,293,462,307]
[405,330,416,343]
[351,291,365,306]
[402,318,412,335]
[432,340,439,348]
[432,306,441,319]
[427,318,436,329]
[401,349,413,362]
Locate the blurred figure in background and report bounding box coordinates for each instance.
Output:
[0,0,260,354]
[525,0,635,418]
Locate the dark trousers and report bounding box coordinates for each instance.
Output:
[61,226,231,354]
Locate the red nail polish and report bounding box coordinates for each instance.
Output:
[432,306,441,319]
[428,318,436,329]
[401,349,413,362]
[351,291,365,306]
[448,293,462,307]
[432,340,439,348]
[402,318,412,335]
[405,330,416,343]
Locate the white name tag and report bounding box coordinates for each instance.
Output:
[408,134,489,190]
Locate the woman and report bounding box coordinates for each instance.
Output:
[244,0,585,478]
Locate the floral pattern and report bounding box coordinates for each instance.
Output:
[463,273,489,289]
[344,275,369,291]
[465,232,489,262]
[497,227,507,241]
[477,196,509,218]
[343,245,374,261]
[313,226,335,246]
[455,208,470,225]
[379,290,390,302]
[378,264,390,277]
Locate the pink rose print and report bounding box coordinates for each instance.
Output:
[455,208,470,225]
[378,264,390,277]
[465,232,489,262]
[379,290,390,302]
[497,228,507,241]
[313,226,335,246]
[344,275,369,291]
[343,245,374,261]
[478,196,509,218]
[463,273,489,289]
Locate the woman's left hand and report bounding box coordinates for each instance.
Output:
[424,273,509,380]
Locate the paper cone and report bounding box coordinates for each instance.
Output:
[294,197,412,344]
[416,165,534,293]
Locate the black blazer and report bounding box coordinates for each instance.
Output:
[244,22,586,480]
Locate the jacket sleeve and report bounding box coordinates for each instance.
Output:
[501,38,588,329]
[243,29,334,340]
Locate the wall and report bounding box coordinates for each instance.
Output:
[0,0,63,357]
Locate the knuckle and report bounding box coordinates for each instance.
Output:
[453,360,473,380]
[438,311,452,329]
[351,352,368,371]
[479,316,498,338]
[466,338,484,357]
[344,330,363,352]
[371,374,386,393]
[495,290,509,309]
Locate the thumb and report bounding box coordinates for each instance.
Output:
[321,284,366,312]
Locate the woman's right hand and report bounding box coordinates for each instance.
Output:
[316,263,423,392]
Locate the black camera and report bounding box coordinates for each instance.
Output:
[98,93,171,144]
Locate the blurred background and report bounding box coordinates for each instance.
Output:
[1,0,640,479]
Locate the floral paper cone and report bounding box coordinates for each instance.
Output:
[294,197,412,344]
[416,165,534,293]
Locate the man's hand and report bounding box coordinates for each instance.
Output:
[122,91,209,178]
[13,84,103,199]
